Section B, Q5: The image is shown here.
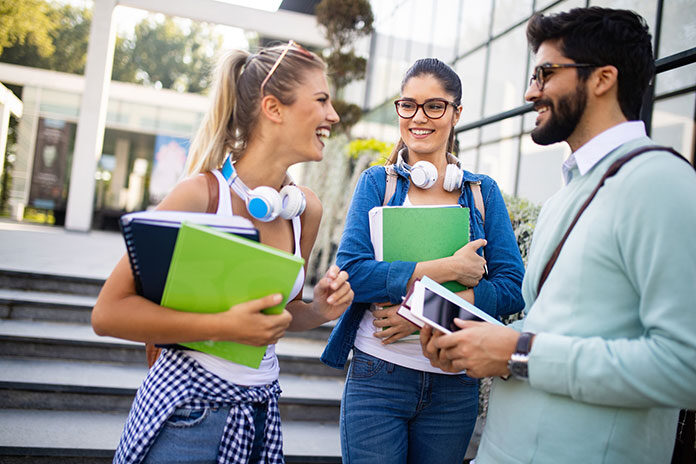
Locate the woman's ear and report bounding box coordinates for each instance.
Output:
[452,105,463,127]
[260,94,284,124]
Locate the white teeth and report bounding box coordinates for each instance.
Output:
[537,107,549,114]
[315,128,330,138]
[411,129,433,135]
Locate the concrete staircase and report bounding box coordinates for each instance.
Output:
[0,269,345,463]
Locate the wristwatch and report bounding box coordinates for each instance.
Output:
[507,332,535,380]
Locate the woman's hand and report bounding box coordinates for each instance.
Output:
[213,293,293,346]
[372,303,419,344]
[312,264,353,322]
[448,238,487,287]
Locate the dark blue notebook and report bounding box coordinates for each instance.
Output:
[119,211,259,303]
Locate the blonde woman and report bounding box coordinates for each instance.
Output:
[92,41,353,464]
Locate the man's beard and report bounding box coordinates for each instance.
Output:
[531,83,587,146]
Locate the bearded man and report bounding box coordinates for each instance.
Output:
[420,7,696,463]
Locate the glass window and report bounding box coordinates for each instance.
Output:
[484,26,528,117]
[456,127,480,151]
[457,1,493,53]
[651,92,696,164]
[455,48,487,125]
[517,134,568,204]
[481,116,523,143]
[431,0,461,62]
[541,0,587,14]
[39,89,80,118]
[477,137,520,194]
[588,0,657,38]
[458,147,478,172]
[658,0,696,58]
[655,63,696,96]
[492,0,532,37]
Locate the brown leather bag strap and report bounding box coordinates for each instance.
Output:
[537,145,684,296]
[204,171,219,214]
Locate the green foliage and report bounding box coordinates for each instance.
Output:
[6,3,88,74]
[118,18,222,93]
[330,100,364,136]
[346,138,394,166]
[315,0,374,135]
[503,193,541,266]
[0,2,222,94]
[0,0,55,57]
[315,0,374,50]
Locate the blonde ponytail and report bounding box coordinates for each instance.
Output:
[185,50,249,176]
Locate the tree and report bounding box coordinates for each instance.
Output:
[1,3,90,74]
[0,0,55,57]
[116,17,222,93]
[315,0,373,135]
[0,2,222,94]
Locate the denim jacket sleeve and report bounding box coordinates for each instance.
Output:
[335,166,417,304]
[468,176,525,317]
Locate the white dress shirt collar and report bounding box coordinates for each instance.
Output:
[563,121,647,184]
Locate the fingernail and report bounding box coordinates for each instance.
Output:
[327,296,334,304]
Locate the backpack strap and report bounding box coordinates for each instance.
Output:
[383,165,398,206]
[470,181,485,225]
[537,145,684,295]
[145,170,220,368]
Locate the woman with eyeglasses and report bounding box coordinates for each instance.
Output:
[92,41,353,464]
[321,58,525,463]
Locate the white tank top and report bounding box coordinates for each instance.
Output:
[354,194,461,375]
[185,170,305,386]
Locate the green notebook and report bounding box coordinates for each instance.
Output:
[160,222,304,368]
[369,205,470,293]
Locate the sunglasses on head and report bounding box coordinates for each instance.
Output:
[260,40,314,94]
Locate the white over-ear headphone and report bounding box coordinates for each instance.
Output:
[221,155,306,222]
[397,148,463,192]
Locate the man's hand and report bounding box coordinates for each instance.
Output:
[372,303,419,344]
[420,319,520,377]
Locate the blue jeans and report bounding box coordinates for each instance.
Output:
[340,348,478,464]
[142,402,267,464]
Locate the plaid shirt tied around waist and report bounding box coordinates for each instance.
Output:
[114,349,284,464]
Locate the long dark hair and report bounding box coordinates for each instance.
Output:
[387,58,462,165]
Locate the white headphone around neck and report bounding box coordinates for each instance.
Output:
[396,148,463,192]
[221,155,306,222]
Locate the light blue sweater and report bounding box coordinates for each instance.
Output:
[477,137,696,463]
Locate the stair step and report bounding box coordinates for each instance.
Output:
[0,288,334,340]
[0,357,343,421]
[0,319,346,376]
[0,409,341,463]
[0,270,104,297]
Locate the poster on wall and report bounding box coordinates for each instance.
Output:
[28,118,71,211]
[149,135,189,205]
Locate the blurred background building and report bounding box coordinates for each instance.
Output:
[0,0,694,231]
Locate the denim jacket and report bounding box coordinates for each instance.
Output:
[321,163,525,369]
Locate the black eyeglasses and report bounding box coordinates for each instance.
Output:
[394,98,458,119]
[529,63,599,91]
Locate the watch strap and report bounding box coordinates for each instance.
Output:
[515,331,535,355]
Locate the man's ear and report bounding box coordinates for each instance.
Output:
[593,65,619,97]
[260,94,284,124]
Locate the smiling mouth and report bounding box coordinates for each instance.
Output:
[409,128,434,136]
[315,127,330,138]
